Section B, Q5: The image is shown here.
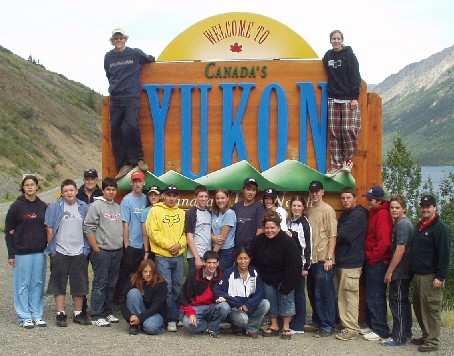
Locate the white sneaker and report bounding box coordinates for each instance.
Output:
[381,337,393,344]
[325,167,342,178]
[290,329,304,335]
[363,331,380,341]
[106,314,119,323]
[22,320,34,329]
[167,321,177,332]
[33,318,47,327]
[359,326,372,335]
[91,318,111,327]
[342,160,353,173]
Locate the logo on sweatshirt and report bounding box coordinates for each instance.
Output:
[162,214,181,227]
[24,213,38,219]
[328,59,342,68]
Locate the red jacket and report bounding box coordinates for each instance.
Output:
[364,201,393,264]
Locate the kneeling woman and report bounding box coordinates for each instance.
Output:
[250,211,301,339]
[119,259,167,335]
[214,247,270,338]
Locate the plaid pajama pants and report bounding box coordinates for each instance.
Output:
[328,99,361,169]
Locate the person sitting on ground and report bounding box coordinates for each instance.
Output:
[180,251,230,338]
[119,259,167,335]
[214,247,270,338]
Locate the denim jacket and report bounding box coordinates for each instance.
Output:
[44,197,90,256]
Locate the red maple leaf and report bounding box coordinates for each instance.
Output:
[230,42,243,53]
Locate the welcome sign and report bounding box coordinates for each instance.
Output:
[102,12,382,208]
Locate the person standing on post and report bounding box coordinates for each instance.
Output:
[104,27,155,180]
[322,30,361,178]
[410,195,451,353]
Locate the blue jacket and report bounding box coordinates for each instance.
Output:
[44,197,90,256]
[214,265,265,311]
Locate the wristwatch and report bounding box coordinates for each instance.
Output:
[326,256,333,261]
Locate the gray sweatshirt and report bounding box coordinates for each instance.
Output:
[83,197,123,250]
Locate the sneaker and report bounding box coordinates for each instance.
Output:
[383,339,406,346]
[167,321,177,332]
[129,325,139,335]
[359,326,372,335]
[313,329,334,338]
[336,328,358,341]
[363,331,380,341]
[381,337,393,343]
[22,320,34,329]
[208,330,220,338]
[290,329,304,335]
[342,160,354,173]
[418,345,438,352]
[73,314,92,325]
[260,316,270,331]
[91,318,111,327]
[137,159,149,171]
[325,167,342,178]
[56,313,68,327]
[177,320,183,327]
[114,165,134,180]
[33,318,47,327]
[106,314,119,323]
[219,322,231,330]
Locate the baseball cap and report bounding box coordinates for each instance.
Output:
[148,185,161,195]
[163,184,179,194]
[308,181,323,192]
[112,27,126,36]
[420,194,436,206]
[84,168,98,178]
[363,186,385,199]
[243,177,258,188]
[130,170,145,181]
[263,187,277,199]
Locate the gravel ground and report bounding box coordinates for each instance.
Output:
[1,244,454,356]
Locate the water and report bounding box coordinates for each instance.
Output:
[421,166,454,192]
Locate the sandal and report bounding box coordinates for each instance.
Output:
[281,329,292,340]
[262,327,280,337]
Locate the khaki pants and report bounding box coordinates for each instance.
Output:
[412,274,443,347]
[335,267,362,332]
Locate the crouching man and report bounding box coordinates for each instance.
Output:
[180,251,230,338]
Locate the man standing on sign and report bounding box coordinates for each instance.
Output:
[104,27,155,180]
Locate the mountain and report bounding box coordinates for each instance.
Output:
[0,45,103,199]
[373,45,454,165]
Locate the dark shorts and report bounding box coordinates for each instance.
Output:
[47,252,89,296]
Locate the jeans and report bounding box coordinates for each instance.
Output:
[263,282,295,317]
[364,261,390,338]
[218,248,235,272]
[290,275,306,331]
[182,303,230,333]
[389,278,412,343]
[307,262,335,332]
[126,288,165,334]
[109,96,144,170]
[13,253,46,323]
[90,249,123,320]
[230,299,270,333]
[155,255,184,322]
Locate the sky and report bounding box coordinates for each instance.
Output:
[2,0,453,96]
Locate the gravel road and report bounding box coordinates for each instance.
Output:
[1,241,454,355]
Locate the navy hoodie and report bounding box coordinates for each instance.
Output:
[5,195,47,259]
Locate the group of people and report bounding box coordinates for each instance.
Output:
[5,167,451,352]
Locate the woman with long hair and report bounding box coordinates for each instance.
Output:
[119,259,168,335]
[211,189,237,271]
[287,195,312,334]
[250,211,301,340]
[5,175,48,328]
[214,247,270,338]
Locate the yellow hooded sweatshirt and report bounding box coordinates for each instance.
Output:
[146,202,186,257]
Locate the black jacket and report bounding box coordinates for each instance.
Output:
[335,205,368,268]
